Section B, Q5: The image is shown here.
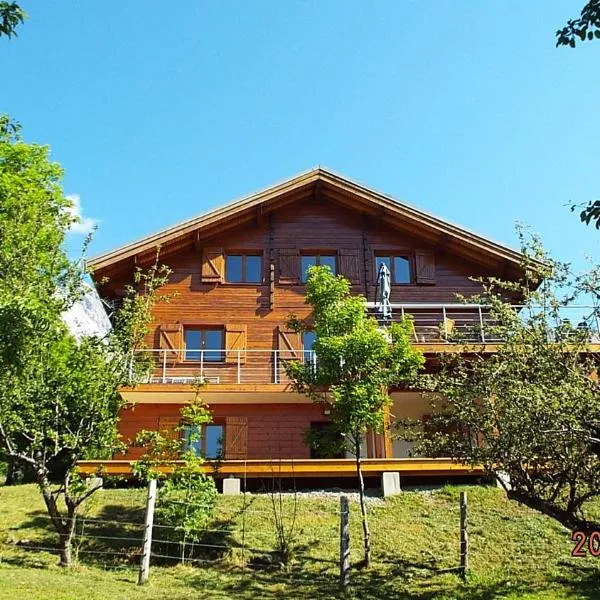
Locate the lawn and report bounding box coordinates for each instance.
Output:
[0,482,599,599]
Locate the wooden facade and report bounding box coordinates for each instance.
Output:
[87,168,529,478]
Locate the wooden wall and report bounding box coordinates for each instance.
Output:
[118,402,327,460]
[101,198,492,354]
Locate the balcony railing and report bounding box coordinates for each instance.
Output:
[128,304,599,385]
[366,302,600,345]
[130,348,316,385]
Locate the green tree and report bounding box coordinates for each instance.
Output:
[0,1,25,39]
[573,199,600,230]
[399,234,600,531]
[557,1,600,47]
[0,117,170,566]
[133,398,218,564]
[286,266,424,567]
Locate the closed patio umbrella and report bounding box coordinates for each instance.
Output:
[376,262,392,323]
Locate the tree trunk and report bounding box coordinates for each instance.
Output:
[35,464,76,567]
[507,489,600,533]
[5,457,15,485]
[355,439,371,568]
[58,504,77,567]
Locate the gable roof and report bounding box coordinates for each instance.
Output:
[87,167,527,277]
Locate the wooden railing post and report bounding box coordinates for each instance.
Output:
[138,479,157,585]
[459,491,468,580]
[274,350,279,384]
[162,350,167,383]
[237,349,241,384]
[339,495,350,591]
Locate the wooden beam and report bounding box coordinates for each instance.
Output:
[77,457,485,478]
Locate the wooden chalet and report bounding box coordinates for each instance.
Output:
[78,168,597,486]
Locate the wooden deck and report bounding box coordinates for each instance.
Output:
[77,457,484,479]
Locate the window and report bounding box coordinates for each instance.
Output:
[184,328,224,361]
[375,255,412,284]
[302,331,317,366]
[301,254,336,283]
[183,423,224,459]
[225,254,262,283]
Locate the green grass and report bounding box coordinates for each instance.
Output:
[1,483,599,599]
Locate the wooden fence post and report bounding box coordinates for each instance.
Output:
[339,495,350,591]
[459,491,468,580]
[138,479,157,585]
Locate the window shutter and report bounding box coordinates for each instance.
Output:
[277,325,302,359]
[338,248,361,285]
[225,324,247,364]
[225,416,248,459]
[158,323,183,360]
[158,416,180,442]
[201,247,224,283]
[415,251,436,285]
[278,248,299,284]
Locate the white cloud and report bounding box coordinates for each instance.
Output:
[65,194,98,235]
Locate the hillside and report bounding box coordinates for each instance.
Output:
[0,483,599,599]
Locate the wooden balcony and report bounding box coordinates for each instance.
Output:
[127,303,599,387]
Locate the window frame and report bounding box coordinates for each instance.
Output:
[224,252,263,284]
[300,253,337,283]
[183,327,225,362]
[374,253,413,285]
[182,421,225,459]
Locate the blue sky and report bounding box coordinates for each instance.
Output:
[2,1,599,270]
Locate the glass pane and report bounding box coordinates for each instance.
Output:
[185,330,202,361]
[245,255,262,283]
[302,331,316,351]
[394,256,411,283]
[204,424,223,459]
[319,255,336,275]
[204,329,223,362]
[302,331,317,367]
[225,255,243,283]
[375,256,391,275]
[183,425,202,456]
[301,256,317,283]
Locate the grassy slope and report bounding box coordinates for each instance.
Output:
[0,483,599,599]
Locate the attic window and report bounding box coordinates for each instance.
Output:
[300,255,336,283]
[225,254,262,283]
[375,255,412,284]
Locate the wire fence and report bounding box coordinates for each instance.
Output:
[2,484,470,590]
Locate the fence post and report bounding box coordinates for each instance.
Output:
[339,495,350,592]
[459,491,468,580]
[138,479,157,585]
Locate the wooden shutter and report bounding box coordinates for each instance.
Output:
[415,251,436,285]
[225,324,247,364]
[158,323,183,359]
[278,248,299,284]
[201,247,224,282]
[338,248,361,284]
[158,416,180,441]
[277,326,302,359]
[225,416,248,459]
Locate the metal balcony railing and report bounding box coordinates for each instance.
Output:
[130,348,317,385]
[128,304,599,385]
[366,302,600,345]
